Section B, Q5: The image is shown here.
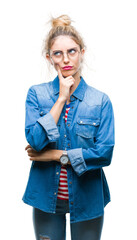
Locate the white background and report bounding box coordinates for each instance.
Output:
[0,0,137,239]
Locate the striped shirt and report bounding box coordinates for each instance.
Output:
[57,102,70,200]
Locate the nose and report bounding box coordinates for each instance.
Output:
[63,52,69,63]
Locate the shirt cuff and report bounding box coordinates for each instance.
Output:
[67,148,87,176]
[37,112,60,141]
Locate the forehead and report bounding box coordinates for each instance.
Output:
[51,35,79,50]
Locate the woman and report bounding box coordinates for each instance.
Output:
[23,14,115,240]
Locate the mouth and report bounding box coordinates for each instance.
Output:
[62,66,73,70]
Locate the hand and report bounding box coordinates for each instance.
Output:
[25,144,63,163]
[57,65,75,102]
[25,144,54,162]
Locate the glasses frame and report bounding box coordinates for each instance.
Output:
[50,47,81,63]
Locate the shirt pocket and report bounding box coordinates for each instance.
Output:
[76,118,100,142]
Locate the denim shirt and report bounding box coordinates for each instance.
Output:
[22,75,115,223]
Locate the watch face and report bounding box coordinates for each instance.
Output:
[60,155,69,165]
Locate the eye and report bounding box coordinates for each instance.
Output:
[53,51,62,56]
[68,48,77,55]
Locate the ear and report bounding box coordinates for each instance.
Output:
[46,53,53,65]
[80,48,85,63]
[81,48,85,57]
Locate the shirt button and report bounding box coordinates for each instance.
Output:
[68,124,70,127]
[69,181,72,184]
[56,172,59,175]
[80,121,83,124]
[54,192,57,195]
[72,106,74,109]
[64,135,67,137]
[40,111,43,115]
[68,143,70,146]
[63,116,65,119]
[71,202,73,205]
[93,122,96,126]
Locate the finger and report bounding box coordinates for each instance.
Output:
[27,148,33,154]
[57,65,64,80]
[27,149,38,157]
[27,148,35,153]
[30,157,39,161]
[66,75,75,81]
[25,144,31,151]
[27,147,37,153]
[29,157,35,161]
[27,152,36,157]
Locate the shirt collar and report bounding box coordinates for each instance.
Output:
[52,75,87,101]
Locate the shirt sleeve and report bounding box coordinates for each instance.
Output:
[25,86,60,151]
[67,94,115,176]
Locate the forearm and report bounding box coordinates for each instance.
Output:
[47,149,71,165]
[67,144,114,176]
[51,149,71,165]
[26,147,71,165]
[50,97,66,125]
[25,113,60,151]
[51,149,63,162]
[25,88,65,152]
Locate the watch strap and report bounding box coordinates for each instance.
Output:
[63,150,67,156]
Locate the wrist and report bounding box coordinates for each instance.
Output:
[53,150,63,162]
[53,150,71,165]
[60,150,70,166]
[58,96,67,104]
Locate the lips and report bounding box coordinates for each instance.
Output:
[62,66,73,70]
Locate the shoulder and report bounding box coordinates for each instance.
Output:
[29,81,52,93]
[84,83,111,106]
[27,81,53,97]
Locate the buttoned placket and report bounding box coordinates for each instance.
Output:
[62,96,78,221]
[50,93,78,221]
[65,96,76,220]
[54,96,78,221]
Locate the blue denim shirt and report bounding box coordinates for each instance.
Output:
[22,75,115,223]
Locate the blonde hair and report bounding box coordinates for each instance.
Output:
[42,14,86,57]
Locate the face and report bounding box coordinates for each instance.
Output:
[46,35,85,78]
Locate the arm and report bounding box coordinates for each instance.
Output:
[25,86,63,151]
[26,94,114,170]
[25,66,75,152]
[67,94,115,176]
[25,145,71,165]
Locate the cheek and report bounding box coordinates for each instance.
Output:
[53,62,59,70]
[75,58,82,70]
[75,56,81,65]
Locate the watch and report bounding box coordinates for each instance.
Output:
[60,151,69,166]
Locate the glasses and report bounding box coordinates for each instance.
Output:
[50,47,81,63]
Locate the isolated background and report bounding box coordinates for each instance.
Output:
[0,0,137,239]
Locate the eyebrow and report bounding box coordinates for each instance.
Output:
[52,47,78,53]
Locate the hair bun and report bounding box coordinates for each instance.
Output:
[51,15,71,28]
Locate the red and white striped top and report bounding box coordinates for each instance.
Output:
[57,103,70,200]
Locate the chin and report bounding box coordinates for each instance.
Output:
[62,73,71,77]
[62,70,77,78]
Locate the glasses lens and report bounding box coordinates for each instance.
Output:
[51,48,80,63]
[51,51,63,63]
[67,48,78,58]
